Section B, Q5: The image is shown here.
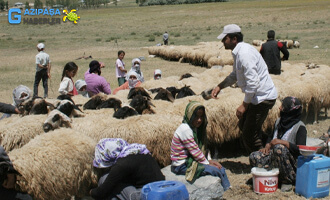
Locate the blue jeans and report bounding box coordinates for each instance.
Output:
[33,69,48,98]
[171,163,231,191]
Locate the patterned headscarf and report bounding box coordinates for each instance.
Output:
[277,96,302,138]
[93,138,150,168]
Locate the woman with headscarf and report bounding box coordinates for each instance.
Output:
[170,101,231,190]
[74,79,89,98]
[154,69,162,80]
[90,138,165,200]
[84,60,111,97]
[113,71,142,95]
[0,85,32,120]
[249,96,307,192]
[129,58,144,82]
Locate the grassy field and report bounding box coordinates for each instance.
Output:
[0,0,329,102]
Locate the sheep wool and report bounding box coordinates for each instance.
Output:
[9,129,97,200]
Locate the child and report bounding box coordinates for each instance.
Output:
[34,43,51,98]
[115,50,127,86]
[58,62,79,96]
[170,101,231,190]
[75,79,89,98]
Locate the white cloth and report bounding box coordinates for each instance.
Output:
[12,85,32,106]
[58,77,74,95]
[221,42,277,104]
[35,51,50,72]
[131,58,144,82]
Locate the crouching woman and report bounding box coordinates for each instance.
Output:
[170,101,231,190]
[249,96,307,192]
[90,138,165,200]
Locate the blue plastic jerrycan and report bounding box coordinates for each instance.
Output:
[141,180,189,200]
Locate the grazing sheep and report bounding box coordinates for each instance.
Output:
[149,87,163,94]
[43,109,72,132]
[154,88,175,102]
[8,129,97,200]
[113,106,138,119]
[176,85,196,99]
[127,87,151,100]
[130,94,155,115]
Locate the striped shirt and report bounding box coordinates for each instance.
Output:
[170,123,209,166]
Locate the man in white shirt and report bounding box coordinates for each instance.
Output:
[211,24,278,153]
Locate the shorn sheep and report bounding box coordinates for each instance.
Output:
[9,129,97,200]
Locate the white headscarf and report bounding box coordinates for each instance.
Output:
[75,80,89,97]
[12,85,32,106]
[126,70,141,89]
[154,69,162,80]
[130,58,144,82]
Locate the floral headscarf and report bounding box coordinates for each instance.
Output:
[93,138,150,168]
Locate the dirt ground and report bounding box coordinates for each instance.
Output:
[218,111,329,200]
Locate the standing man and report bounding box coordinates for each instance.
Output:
[211,24,278,153]
[260,30,289,75]
[34,43,51,98]
[163,31,169,45]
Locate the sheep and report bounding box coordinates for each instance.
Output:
[166,86,180,99]
[201,88,213,100]
[129,94,155,115]
[19,97,55,116]
[0,115,47,152]
[43,109,72,132]
[176,85,196,99]
[97,98,122,111]
[179,73,193,80]
[113,106,138,119]
[8,129,97,200]
[154,88,175,102]
[83,94,107,110]
[127,87,151,100]
[56,99,84,118]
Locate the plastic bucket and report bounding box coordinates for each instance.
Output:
[251,167,279,194]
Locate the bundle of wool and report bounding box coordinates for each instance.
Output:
[9,129,97,200]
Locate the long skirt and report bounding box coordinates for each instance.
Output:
[249,144,297,184]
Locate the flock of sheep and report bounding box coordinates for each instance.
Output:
[0,52,329,199]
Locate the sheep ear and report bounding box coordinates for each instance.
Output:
[167,91,175,102]
[148,100,155,107]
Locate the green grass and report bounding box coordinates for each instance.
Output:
[0,0,329,102]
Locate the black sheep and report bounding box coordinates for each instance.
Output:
[97,98,122,111]
[179,73,193,80]
[113,106,138,119]
[176,86,196,99]
[83,95,104,110]
[127,87,151,100]
[130,94,155,115]
[154,88,174,102]
[19,97,54,115]
[166,86,180,99]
